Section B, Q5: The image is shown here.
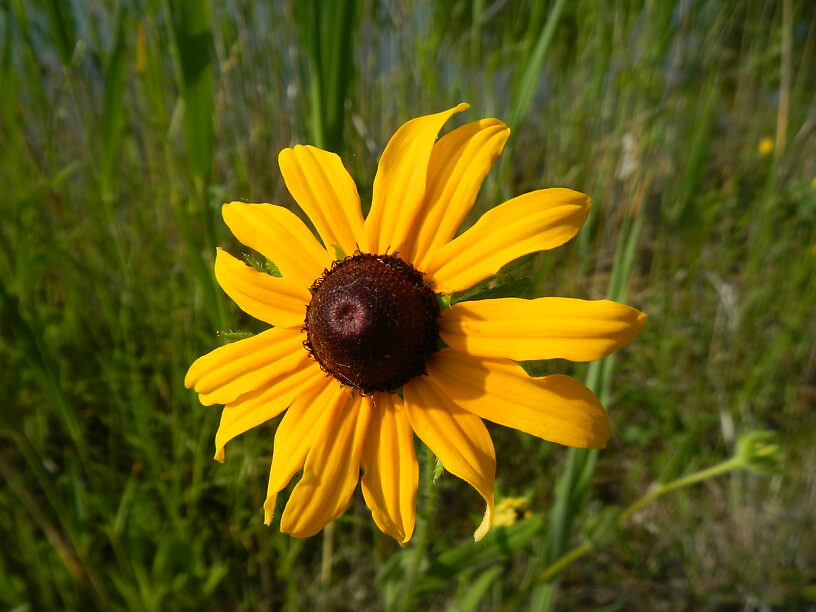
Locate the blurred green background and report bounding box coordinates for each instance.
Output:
[1,0,815,610]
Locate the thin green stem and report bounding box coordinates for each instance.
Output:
[619,456,743,522]
[536,455,747,583]
[398,445,439,612]
[538,542,592,583]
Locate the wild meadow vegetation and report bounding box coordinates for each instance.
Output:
[2,1,815,610]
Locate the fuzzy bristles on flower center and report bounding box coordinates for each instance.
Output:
[304,253,440,393]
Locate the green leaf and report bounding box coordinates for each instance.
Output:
[416,515,545,594]
[100,7,127,195]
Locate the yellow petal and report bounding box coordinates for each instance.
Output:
[427,349,611,449]
[279,388,371,537]
[364,103,469,255]
[360,393,418,545]
[214,359,325,462]
[222,202,331,288]
[185,327,305,407]
[214,248,310,328]
[440,297,647,362]
[424,189,591,294]
[278,145,366,256]
[403,375,496,542]
[410,119,510,267]
[263,378,336,524]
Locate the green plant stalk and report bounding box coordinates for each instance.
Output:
[530,203,644,611]
[538,455,746,582]
[399,445,441,612]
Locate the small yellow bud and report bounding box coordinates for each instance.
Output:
[758,138,774,155]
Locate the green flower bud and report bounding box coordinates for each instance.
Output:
[735,431,783,475]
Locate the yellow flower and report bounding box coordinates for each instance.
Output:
[758,137,774,155]
[493,497,533,527]
[185,103,645,544]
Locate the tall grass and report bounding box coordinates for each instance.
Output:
[1,1,815,610]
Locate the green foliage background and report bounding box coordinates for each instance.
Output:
[1,0,815,609]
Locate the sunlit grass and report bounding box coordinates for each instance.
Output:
[1,1,815,609]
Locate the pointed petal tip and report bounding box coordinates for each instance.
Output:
[263,495,277,525]
[214,447,225,463]
[473,504,493,542]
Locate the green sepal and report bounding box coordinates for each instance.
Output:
[242,253,282,277]
[264,260,282,277]
[331,243,346,261]
[451,274,531,304]
[432,458,444,483]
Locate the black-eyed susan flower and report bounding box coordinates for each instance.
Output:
[185,103,645,544]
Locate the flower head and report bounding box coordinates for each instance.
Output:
[185,103,646,544]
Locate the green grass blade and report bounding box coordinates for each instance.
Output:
[174,0,214,184]
[294,0,358,152]
[506,0,567,132]
[99,7,127,196]
[38,0,77,66]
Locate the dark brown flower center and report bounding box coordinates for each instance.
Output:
[304,253,440,393]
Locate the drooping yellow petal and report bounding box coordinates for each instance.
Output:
[184,327,305,407]
[410,119,510,267]
[360,393,418,545]
[403,376,496,542]
[214,359,325,462]
[280,388,372,537]
[440,297,647,362]
[222,202,331,288]
[424,189,591,294]
[428,349,611,449]
[214,249,310,328]
[278,145,366,255]
[263,378,337,524]
[364,103,469,255]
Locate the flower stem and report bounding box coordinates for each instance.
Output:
[618,456,742,522]
[537,454,746,583]
[398,445,439,612]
